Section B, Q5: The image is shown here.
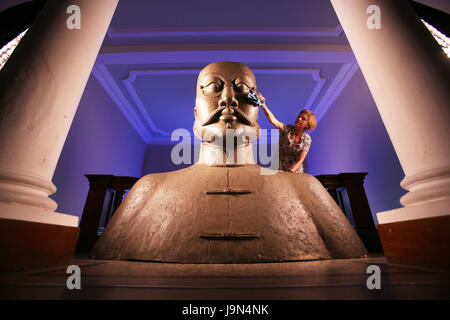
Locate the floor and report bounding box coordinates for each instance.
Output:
[0,254,449,300]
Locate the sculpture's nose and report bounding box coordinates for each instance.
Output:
[218,84,238,109]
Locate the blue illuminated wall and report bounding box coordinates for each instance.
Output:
[47,0,409,226]
[140,70,407,225]
[307,69,407,223]
[50,67,407,226]
[50,74,147,221]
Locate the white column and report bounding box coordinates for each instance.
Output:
[330,0,450,223]
[0,0,118,226]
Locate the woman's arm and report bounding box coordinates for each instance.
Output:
[289,150,308,173]
[258,93,285,130]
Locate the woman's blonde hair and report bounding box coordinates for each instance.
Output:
[297,109,317,131]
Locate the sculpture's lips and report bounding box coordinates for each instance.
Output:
[219,108,237,123]
[219,114,237,123]
[202,107,253,126]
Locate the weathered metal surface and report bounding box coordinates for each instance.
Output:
[91,61,368,263]
[91,164,367,263]
[205,188,252,195]
[199,232,260,241]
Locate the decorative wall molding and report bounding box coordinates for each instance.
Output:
[252,68,327,109]
[106,25,344,39]
[93,45,359,145]
[314,58,360,122]
[92,65,152,143]
[122,69,201,139]
[97,43,355,65]
[121,68,327,142]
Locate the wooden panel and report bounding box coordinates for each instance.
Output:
[76,175,113,253]
[76,174,139,253]
[0,218,79,272]
[340,173,383,253]
[316,172,383,253]
[378,215,450,268]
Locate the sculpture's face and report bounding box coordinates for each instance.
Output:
[193,62,260,144]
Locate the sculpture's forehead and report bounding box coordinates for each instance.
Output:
[198,62,256,84]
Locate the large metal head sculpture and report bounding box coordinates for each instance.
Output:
[91,62,369,263]
[193,62,261,145]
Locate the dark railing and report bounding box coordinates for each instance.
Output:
[75,175,138,253]
[76,172,383,253]
[315,173,383,253]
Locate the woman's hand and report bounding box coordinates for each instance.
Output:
[257,92,266,107]
[289,151,308,173]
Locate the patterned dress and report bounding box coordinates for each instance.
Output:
[279,124,312,173]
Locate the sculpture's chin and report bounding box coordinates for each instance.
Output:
[193,120,260,145]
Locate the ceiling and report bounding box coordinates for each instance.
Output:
[2,0,447,144]
[94,0,359,144]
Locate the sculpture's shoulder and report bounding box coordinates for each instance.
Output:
[286,172,321,184]
[132,171,166,190]
[244,166,321,185]
[281,172,326,193]
[132,164,209,189]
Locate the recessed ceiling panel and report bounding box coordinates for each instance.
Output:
[111,0,340,30]
[127,70,323,137]
[130,72,198,135]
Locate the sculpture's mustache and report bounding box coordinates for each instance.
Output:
[202,107,254,127]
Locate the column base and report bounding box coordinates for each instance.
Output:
[377,204,450,268]
[377,197,449,224]
[0,202,78,227]
[0,218,79,272]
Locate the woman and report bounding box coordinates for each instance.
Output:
[258,93,316,173]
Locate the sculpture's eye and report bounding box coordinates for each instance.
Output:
[201,81,223,97]
[234,81,251,94]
